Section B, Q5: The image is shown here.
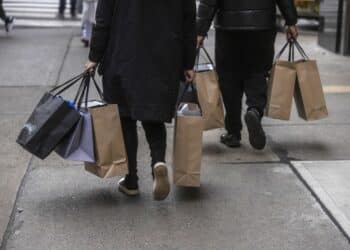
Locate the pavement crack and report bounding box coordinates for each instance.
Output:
[0,156,34,250]
[54,30,76,86]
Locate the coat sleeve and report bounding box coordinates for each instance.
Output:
[182,0,197,70]
[88,0,114,63]
[276,0,298,26]
[196,0,218,36]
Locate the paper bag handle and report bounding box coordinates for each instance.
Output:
[195,46,215,68]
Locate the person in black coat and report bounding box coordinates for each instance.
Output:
[86,0,197,201]
[197,0,298,150]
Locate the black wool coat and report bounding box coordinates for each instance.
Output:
[89,0,197,122]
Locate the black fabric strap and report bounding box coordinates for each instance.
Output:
[91,75,105,101]
[178,82,200,105]
[276,41,291,61]
[73,76,87,105]
[77,76,91,109]
[293,40,309,60]
[50,72,86,95]
[195,46,215,67]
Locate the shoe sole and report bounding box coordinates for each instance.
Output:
[153,164,170,201]
[118,185,140,196]
[220,137,241,148]
[245,112,266,150]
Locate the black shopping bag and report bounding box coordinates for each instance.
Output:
[55,75,98,163]
[16,73,85,159]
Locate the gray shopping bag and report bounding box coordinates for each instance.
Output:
[55,111,95,162]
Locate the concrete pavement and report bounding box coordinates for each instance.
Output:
[0,28,350,249]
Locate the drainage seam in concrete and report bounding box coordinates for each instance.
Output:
[0,31,76,250]
[54,30,76,85]
[0,156,34,250]
[291,162,350,243]
[269,136,350,243]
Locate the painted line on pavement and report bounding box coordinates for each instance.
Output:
[323,85,350,94]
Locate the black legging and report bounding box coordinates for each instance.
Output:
[120,116,167,180]
[0,0,7,21]
[59,0,77,15]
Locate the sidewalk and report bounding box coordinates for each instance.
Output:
[0,28,350,249]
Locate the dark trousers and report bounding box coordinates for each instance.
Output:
[120,116,167,180]
[0,0,6,21]
[59,0,76,15]
[215,29,276,137]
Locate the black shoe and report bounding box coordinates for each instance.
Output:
[56,13,65,20]
[244,109,266,150]
[81,38,89,48]
[4,17,14,33]
[220,133,241,148]
[118,175,140,196]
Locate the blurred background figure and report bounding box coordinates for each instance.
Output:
[0,0,14,33]
[58,0,77,19]
[77,0,83,14]
[81,0,97,47]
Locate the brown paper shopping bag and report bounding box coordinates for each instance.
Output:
[266,42,297,120]
[293,41,328,121]
[195,47,225,130]
[85,104,128,178]
[173,84,204,187]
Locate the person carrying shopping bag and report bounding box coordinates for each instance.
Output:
[85,0,197,201]
[81,0,98,47]
[197,0,299,150]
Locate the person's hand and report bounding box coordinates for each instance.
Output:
[85,60,98,74]
[286,25,298,41]
[197,36,205,47]
[184,70,195,83]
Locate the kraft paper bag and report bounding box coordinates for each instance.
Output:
[195,71,225,130]
[195,47,225,130]
[55,111,95,163]
[85,104,128,178]
[266,61,296,120]
[294,60,328,121]
[173,84,204,187]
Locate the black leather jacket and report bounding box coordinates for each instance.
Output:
[197,0,298,36]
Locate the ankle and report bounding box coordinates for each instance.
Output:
[125,174,138,184]
[248,107,263,119]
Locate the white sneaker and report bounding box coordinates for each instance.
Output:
[153,162,170,201]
